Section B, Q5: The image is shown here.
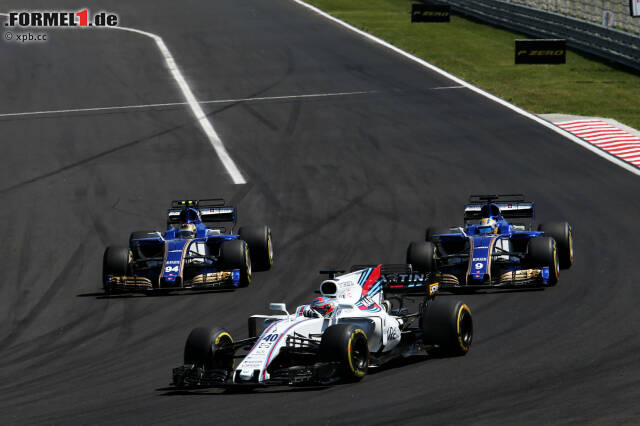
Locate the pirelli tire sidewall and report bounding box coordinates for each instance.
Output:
[220,239,252,287]
[538,222,573,270]
[238,225,273,272]
[527,236,559,286]
[421,298,473,356]
[102,246,131,292]
[406,241,437,272]
[319,324,369,381]
[183,327,234,371]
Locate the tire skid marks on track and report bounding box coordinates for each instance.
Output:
[0,241,86,349]
[291,1,640,177]
[557,120,640,169]
[0,12,245,184]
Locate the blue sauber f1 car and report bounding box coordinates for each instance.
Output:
[406,194,573,290]
[102,199,273,293]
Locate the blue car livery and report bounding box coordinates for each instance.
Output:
[407,194,573,289]
[102,199,273,293]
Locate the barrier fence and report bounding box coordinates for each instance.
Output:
[438,0,640,71]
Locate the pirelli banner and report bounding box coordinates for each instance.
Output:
[631,0,640,17]
[515,39,566,64]
[411,3,450,22]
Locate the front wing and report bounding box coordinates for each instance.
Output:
[435,268,552,291]
[106,271,237,293]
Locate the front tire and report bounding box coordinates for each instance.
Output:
[220,240,252,287]
[238,225,273,272]
[319,324,369,381]
[407,241,436,272]
[183,327,234,371]
[421,298,473,356]
[102,246,131,293]
[527,236,559,286]
[538,222,573,269]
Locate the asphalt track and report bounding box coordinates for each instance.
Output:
[1,1,639,424]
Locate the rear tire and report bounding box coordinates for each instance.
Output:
[527,237,559,286]
[183,327,234,371]
[319,324,369,381]
[238,225,273,272]
[102,246,131,293]
[538,222,573,269]
[407,241,436,272]
[220,240,252,287]
[421,298,473,356]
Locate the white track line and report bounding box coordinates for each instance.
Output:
[112,26,246,184]
[1,13,245,184]
[0,90,374,119]
[291,1,640,177]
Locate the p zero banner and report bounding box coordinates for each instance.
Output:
[631,0,640,17]
[515,39,566,64]
[411,3,450,22]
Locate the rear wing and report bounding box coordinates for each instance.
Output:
[167,199,237,225]
[464,194,534,225]
[348,264,437,295]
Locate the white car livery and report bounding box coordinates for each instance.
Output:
[172,264,473,387]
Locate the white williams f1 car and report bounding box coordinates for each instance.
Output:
[171,264,473,388]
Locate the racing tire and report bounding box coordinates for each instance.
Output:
[102,246,131,293]
[538,222,573,270]
[183,327,234,371]
[421,298,473,356]
[319,324,369,382]
[129,231,162,260]
[527,237,559,286]
[425,226,451,242]
[407,241,436,272]
[129,230,161,244]
[220,239,252,287]
[238,225,273,272]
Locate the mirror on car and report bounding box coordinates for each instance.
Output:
[269,302,289,315]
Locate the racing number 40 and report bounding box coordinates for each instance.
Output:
[263,333,279,342]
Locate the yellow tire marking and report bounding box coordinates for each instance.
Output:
[214,331,234,369]
[245,244,252,283]
[457,305,471,352]
[347,329,367,377]
[267,231,273,265]
[215,332,233,345]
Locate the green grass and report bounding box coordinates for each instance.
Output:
[307,0,640,129]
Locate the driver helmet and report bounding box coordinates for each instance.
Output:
[178,222,197,239]
[311,296,338,318]
[478,217,498,234]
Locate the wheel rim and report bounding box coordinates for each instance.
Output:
[350,343,367,371]
[213,333,234,370]
[348,331,368,376]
